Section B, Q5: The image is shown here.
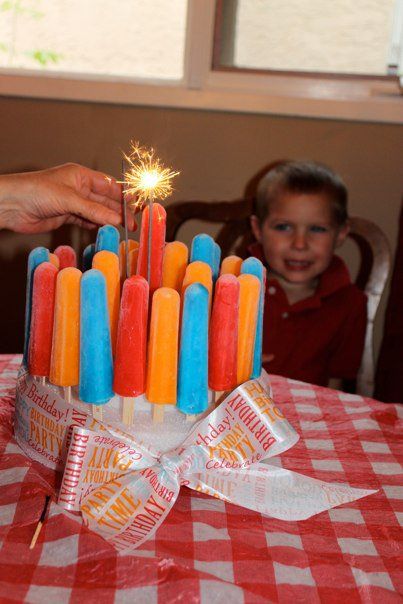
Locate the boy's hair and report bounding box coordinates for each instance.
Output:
[255,161,348,226]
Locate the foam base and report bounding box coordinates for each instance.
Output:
[43,380,216,456]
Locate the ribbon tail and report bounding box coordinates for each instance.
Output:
[185,463,377,521]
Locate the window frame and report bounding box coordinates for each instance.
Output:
[0,0,401,124]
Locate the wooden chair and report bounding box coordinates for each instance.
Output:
[166,199,391,397]
[349,217,391,396]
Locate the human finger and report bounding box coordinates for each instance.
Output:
[87,192,122,213]
[86,169,122,201]
[87,192,137,231]
[66,215,98,229]
[124,191,139,208]
[63,187,121,227]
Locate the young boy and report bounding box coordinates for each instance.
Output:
[249,160,367,388]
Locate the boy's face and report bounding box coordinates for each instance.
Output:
[251,192,349,287]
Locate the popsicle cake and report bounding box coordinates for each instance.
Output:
[23,203,265,426]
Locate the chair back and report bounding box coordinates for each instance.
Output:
[166,200,391,396]
[166,198,254,257]
[348,217,391,396]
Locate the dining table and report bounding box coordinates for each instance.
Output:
[0,353,401,603]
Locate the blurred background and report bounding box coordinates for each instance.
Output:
[0,0,402,373]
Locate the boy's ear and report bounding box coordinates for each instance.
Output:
[250,215,262,243]
[335,222,350,248]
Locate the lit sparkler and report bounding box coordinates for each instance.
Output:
[121,142,179,284]
[122,142,179,210]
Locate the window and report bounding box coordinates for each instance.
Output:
[214,0,396,77]
[0,0,187,80]
[0,0,401,123]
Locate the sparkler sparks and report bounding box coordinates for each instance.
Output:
[122,142,179,209]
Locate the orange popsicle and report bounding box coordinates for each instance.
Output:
[237,273,261,384]
[162,241,188,291]
[92,250,120,354]
[54,245,77,269]
[128,246,140,276]
[137,203,166,294]
[181,261,212,309]
[220,255,243,277]
[49,253,60,269]
[119,240,139,279]
[146,287,180,405]
[28,262,58,378]
[49,267,81,388]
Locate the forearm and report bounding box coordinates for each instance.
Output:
[0,172,25,230]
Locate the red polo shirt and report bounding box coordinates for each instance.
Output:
[249,244,367,386]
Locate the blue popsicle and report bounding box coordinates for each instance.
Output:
[240,257,266,379]
[23,247,49,365]
[177,282,209,415]
[82,243,96,271]
[95,225,120,255]
[213,242,221,281]
[190,233,220,281]
[79,269,113,404]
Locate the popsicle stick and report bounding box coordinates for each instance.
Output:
[122,159,130,280]
[29,521,43,550]
[186,414,197,422]
[63,386,71,405]
[147,194,154,285]
[152,405,164,423]
[30,495,51,549]
[92,405,103,421]
[122,397,135,426]
[39,376,46,386]
[213,390,226,407]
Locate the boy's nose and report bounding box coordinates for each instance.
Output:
[292,231,308,250]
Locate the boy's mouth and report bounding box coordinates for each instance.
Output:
[284,259,313,271]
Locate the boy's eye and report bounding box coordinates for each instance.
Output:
[273,223,291,232]
[310,225,327,233]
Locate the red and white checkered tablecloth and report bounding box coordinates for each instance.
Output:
[0,354,402,604]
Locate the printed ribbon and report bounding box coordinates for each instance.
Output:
[55,378,376,552]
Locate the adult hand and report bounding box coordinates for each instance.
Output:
[0,163,137,234]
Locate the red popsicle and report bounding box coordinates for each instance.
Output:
[28,262,58,377]
[113,275,149,398]
[208,274,240,391]
[136,202,166,294]
[54,245,77,269]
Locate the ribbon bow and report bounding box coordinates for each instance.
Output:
[57,377,375,552]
